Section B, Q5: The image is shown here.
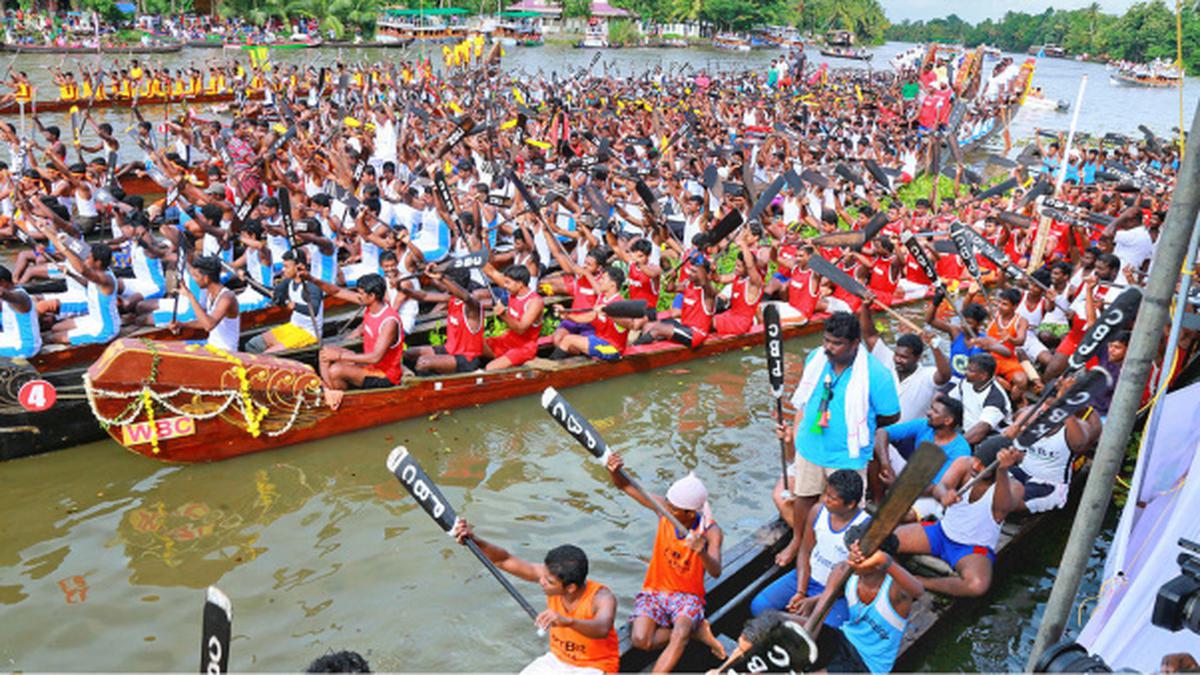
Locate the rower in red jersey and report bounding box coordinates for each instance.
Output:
[404,266,490,375]
[482,263,544,370]
[851,238,901,306]
[306,273,407,410]
[610,237,661,310]
[636,252,716,348]
[553,267,638,360]
[713,230,764,335]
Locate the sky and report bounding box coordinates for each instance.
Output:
[881,0,1142,24]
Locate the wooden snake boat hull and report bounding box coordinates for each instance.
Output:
[0,90,258,117]
[87,310,853,463]
[0,42,183,54]
[819,48,872,61]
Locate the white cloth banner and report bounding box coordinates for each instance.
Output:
[1078,381,1200,670]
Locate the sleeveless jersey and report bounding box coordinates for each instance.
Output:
[546,580,620,673]
[205,287,240,353]
[86,272,121,340]
[843,574,907,673]
[868,257,899,303]
[0,289,41,357]
[627,263,660,307]
[788,268,820,319]
[642,513,713,600]
[287,280,323,338]
[506,289,542,345]
[724,277,759,325]
[810,507,870,586]
[363,304,405,384]
[986,315,1022,375]
[592,292,628,353]
[445,296,485,359]
[568,274,597,310]
[1021,426,1072,485]
[941,483,1002,549]
[679,285,713,338]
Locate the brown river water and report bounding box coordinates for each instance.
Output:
[0,42,1135,671]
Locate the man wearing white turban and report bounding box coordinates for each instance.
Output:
[605,452,725,673]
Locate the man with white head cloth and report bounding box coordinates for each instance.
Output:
[604,452,725,672]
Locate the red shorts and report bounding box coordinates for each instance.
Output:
[486,332,538,367]
[713,311,754,336]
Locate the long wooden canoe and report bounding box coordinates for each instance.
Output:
[86,307,859,463]
[0,42,183,54]
[0,90,259,117]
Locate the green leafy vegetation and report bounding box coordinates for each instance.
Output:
[218,0,380,39]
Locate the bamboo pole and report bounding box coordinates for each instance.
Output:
[1025,98,1200,669]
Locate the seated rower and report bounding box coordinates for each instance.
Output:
[404,267,490,375]
[0,264,41,359]
[635,252,716,349]
[245,249,324,354]
[712,230,763,336]
[450,519,620,675]
[175,255,240,353]
[604,452,726,672]
[1007,376,1099,513]
[552,266,635,361]
[750,470,868,627]
[307,273,406,409]
[481,263,544,371]
[946,353,1011,446]
[801,525,923,674]
[46,242,120,346]
[895,436,1022,597]
[871,393,971,520]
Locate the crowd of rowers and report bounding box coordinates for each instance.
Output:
[0,55,1182,672]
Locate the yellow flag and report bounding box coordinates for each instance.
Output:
[512,87,525,105]
[447,101,463,115]
[525,139,552,150]
[855,85,863,102]
[500,118,519,130]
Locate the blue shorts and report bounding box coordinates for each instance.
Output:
[750,573,849,628]
[559,318,595,336]
[672,293,683,310]
[773,271,789,284]
[586,335,621,361]
[922,520,996,569]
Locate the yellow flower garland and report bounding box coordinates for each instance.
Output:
[204,345,269,438]
[141,388,160,454]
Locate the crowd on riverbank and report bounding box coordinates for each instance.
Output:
[0,41,1191,671]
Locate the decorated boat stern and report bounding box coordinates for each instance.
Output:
[84,339,324,463]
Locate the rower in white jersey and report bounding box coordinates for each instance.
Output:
[0,264,41,358]
[45,242,121,346]
[231,219,274,312]
[246,248,324,354]
[343,200,391,286]
[296,218,338,285]
[115,214,168,311]
[176,255,240,353]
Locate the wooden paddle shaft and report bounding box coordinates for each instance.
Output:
[615,464,690,535]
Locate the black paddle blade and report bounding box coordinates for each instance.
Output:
[749,176,786,222]
[445,250,486,271]
[1017,367,1113,448]
[806,254,867,299]
[974,177,1019,202]
[763,304,785,398]
[900,232,938,283]
[862,212,889,244]
[697,209,745,248]
[508,170,542,219]
[635,179,659,214]
[602,299,648,319]
[835,163,864,186]
[201,586,232,674]
[948,221,982,279]
[1016,177,1055,209]
[864,159,892,191]
[862,441,946,555]
[702,164,719,190]
[995,210,1033,229]
[386,446,459,532]
[784,168,804,193]
[541,387,611,460]
[987,154,1018,169]
[727,619,818,672]
[278,187,295,246]
[960,226,1025,282]
[932,239,958,254]
[1066,288,1142,372]
[800,169,831,190]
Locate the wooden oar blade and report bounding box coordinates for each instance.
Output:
[806,254,867,299]
[763,304,785,398]
[1065,288,1142,372]
[1017,367,1112,448]
[810,230,866,249]
[987,154,1017,169]
[201,586,232,674]
[541,387,610,460]
[386,446,458,532]
[864,159,892,191]
[861,441,946,555]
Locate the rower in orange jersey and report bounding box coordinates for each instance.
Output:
[451,520,620,674]
[604,452,726,672]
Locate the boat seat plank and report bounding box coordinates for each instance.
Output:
[527,356,590,371]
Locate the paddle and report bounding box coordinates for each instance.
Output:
[971,176,1019,203]
[695,209,745,249]
[948,221,987,297]
[722,617,818,673]
[1064,286,1141,372]
[385,445,544,636]
[805,255,924,334]
[801,441,947,637]
[540,386,690,534]
[763,304,791,499]
[433,115,476,159]
[746,175,786,233]
[200,586,232,674]
[955,366,1112,498]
